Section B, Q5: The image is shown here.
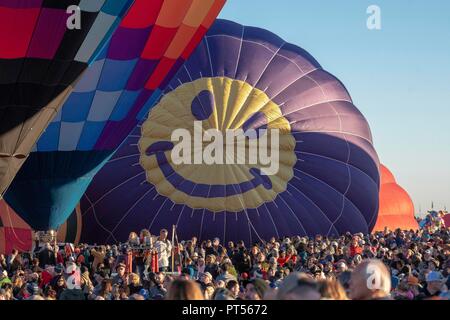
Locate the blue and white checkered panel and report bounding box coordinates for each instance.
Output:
[75,59,106,93]
[36,57,143,152]
[76,0,134,65]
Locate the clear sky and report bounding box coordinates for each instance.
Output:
[219,0,450,216]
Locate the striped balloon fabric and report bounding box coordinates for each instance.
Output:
[0,0,133,195]
[4,0,226,231]
[36,0,227,152]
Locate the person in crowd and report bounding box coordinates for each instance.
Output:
[148,272,167,299]
[166,279,204,300]
[349,259,392,300]
[318,278,348,300]
[0,223,448,300]
[204,254,220,279]
[276,273,321,300]
[212,287,234,300]
[226,280,241,299]
[37,243,56,269]
[128,273,143,295]
[419,271,447,299]
[154,229,172,272]
[244,278,268,300]
[197,272,213,292]
[215,262,237,283]
[112,263,127,286]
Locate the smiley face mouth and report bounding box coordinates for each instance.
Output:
[145,141,272,198]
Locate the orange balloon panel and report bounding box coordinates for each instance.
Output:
[372,164,418,232]
[380,164,396,185]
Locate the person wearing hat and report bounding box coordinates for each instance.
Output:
[197,271,213,292]
[405,275,423,298]
[420,271,447,299]
[112,262,127,286]
[26,283,44,300]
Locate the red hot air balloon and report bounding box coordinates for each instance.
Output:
[372,164,418,232]
[0,199,82,255]
[443,214,450,228]
[0,199,33,255]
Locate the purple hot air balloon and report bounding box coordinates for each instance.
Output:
[76,19,380,244]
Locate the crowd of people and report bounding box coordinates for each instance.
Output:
[0,225,449,300]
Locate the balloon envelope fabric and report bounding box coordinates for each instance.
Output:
[0,0,134,196]
[4,0,226,231]
[372,164,418,232]
[0,199,81,254]
[76,19,380,244]
[0,199,33,255]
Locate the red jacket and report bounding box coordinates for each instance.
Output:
[349,245,363,257]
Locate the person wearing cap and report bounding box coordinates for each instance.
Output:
[420,271,447,299]
[197,271,213,293]
[26,283,44,300]
[112,262,127,286]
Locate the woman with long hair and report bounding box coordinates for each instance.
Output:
[98,279,113,300]
[318,278,349,300]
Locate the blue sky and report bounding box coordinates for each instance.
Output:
[219,0,450,216]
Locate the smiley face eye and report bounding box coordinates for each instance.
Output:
[191,90,214,120]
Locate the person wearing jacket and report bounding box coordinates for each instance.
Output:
[215,263,237,284]
[154,229,172,272]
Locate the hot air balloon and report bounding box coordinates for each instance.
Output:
[0,0,134,196]
[74,19,380,244]
[0,199,81,255]
[3,0,226,233]
[0,199,33,255]
[372,164,418,232]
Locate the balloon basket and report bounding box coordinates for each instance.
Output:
[33,230,57,244]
